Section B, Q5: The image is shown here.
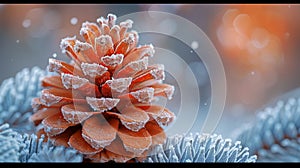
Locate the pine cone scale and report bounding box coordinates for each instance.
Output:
[41,76,64,89]
[118,126,152,155]
[49,126,78,148]
[61,104,95,124]
[30,107,60,125]
[82,116,119,149]
[145,120,167,146]
[42,113,76,136]
[68,129,103,155]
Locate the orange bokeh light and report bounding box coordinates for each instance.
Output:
[216,5,289,71]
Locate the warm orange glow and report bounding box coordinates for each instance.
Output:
[216,5,289,71]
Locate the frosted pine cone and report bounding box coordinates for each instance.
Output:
[30,14,176,162]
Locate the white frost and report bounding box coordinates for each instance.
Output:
[61,105,93,124]
[105,77,132,93]
[61,73,89,89]
[128,56,148,71]
[48,58,62,72]
[81,62,108,78]
[42,119,65,136]
[107,13,117,27]
[96,16,108,26]
[137,44,155,57]
[131,87,154,103]
[150,64,165,80]
[86,97,120,112]
[101,54,124,67]
[120,117,149,132]
[95,35,113,46]
[164,85,175,100]
[120,19,133,28]
[125,34,135,44]
[153,109,175,127]
[74,41,92,52]
[60,36,76,54]
[82,132,112,150]
[40,90,62,107]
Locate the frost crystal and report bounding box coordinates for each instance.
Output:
[131,87,155,103]
[150,64,165,80]
[60,36,77,54]
[0,67,46,131]
[107,14,117,27]
[28,146,83,162]
[61,105,93,124]
[105,77,132,93]
[61,73,89,89]
[0,124,22,162]
[120,19,133,28]
[164,85,175,100]
[40,90,63,107]
[128,57,148,71]
[236,96,300,162]
[101,54,124,67]
[19,133,82,162]
[48,58,62,72]
[137,44,155,57]
[86,97,120,112]
[95,35,113,46]
[145,133,257,163]
[74,41,92,52]
[0,123,83,162]
[81,62,108,78]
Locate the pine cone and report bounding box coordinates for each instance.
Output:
[30,13,176,162]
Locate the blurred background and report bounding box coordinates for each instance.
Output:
[1,4,300,139]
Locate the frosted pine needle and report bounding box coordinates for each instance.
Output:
[0,67,46,131]
[19,133,82,162]
[27,145,83,162]
[236,97,300,162]
[0,123,83,162]
[0,123,23,162]
[144,133,257,163]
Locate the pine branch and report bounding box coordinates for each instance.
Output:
[235,97,300,162]
[144,133,257,163]
[0,123,23,162]
[20,134,83,163]
[0,123,83,162]
[0,67,46,131]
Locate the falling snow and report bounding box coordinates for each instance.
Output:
[70,17,78,25]
[22,19,31,28]
[52,53,57,58]
[16,40,20,43]
[191,41,199,50]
